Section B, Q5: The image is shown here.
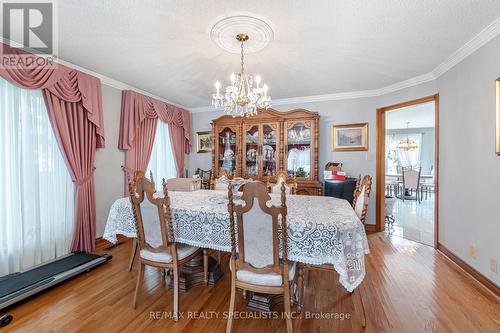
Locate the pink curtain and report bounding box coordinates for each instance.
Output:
[168,124,186,177]
[0,43,105,253]
[119,90,191,191]
[123,117,158,188]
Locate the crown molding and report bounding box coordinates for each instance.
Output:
[54,59,187,109]
[1,38,187,109]
[432,16,500,77]
[189,16,500,113]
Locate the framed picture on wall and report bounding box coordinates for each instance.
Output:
[332,123,369,151]
[196,131,213,153]
[496,78,500,155]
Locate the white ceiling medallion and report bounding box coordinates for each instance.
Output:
[210,14,274,54]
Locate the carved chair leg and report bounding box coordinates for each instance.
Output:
[203,249,209,286]
[173,265,180,322]
[132,262,144,309]
[297,264,304,313]
[226,279,237,333]
[128,238,138,272]
[283,282,293,333]
[352,287,366,328]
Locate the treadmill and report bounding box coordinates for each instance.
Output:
[0,252,111,327]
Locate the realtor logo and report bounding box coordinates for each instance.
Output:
[1,1,56,54]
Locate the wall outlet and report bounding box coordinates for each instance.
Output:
[491,259,498,273]
[468,245,477,259]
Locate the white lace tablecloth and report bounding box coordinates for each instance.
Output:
[103,190,369,292]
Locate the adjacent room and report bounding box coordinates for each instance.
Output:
[0,1,499,332]
[384,100,436,246]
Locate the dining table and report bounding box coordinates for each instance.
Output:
[103,189,370,309]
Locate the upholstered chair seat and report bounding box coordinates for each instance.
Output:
[140,244,200,264]
[234,262,297,287]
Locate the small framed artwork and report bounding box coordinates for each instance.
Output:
[332,123,369,151]
[496,78,500,155]
[196,131,213,153]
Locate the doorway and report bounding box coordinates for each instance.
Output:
[376,95,439,247]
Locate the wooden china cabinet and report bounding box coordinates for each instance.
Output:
[211,108,322,195]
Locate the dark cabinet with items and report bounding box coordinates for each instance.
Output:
[324,178,358,205]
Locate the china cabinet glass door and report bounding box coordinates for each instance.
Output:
[286,122,312,179]
[262,123,278,177]
[244,125,259,177]
[217,126,237,176]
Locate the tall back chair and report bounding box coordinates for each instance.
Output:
[195,168,212,189]
[128,176,207,321]
[402,167,422,203]
[226,181,298,333]
[266,170,297,194]
[211,169,232,191]
[353,175,372,224]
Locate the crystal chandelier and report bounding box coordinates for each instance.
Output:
[212,34,271,117]
[397,122,419,151]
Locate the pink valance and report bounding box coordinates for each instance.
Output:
[118,90,191,153]
[0,43,105,148]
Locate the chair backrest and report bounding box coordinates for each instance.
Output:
[403,168,421,189]
[267,170,297,194]
[228,181,288,277]
[128,175,176,255]
[211,169,231,190]
[167,178,199,192]
[353,175,372,223]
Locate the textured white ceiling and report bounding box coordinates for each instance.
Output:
[39,1,500,107]
[386,102,435,130]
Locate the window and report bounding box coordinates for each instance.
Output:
[385,133,423,173]
[0,77,75,276]
[147,121,177,190]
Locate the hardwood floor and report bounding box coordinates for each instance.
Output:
[4,233,499,333]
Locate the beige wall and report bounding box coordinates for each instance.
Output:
[94,84,124,237]
[437,35,500,285]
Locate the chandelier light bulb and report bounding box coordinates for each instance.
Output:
[263,84,268,97]
[255,75,261,88]
[230,72,236,82]
[215,81,220,96]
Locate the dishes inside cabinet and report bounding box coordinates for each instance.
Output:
[246,148,257,162]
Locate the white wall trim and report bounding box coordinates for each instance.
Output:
[55,59,188,109]
[432,16,500,77]
[1,38,187,109]
[189,16,500,113]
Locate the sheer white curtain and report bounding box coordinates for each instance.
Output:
[0,77,75,277]
[386,133,423,172]
[147,121,177,190]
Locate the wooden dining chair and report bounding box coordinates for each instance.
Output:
[195,168,212,189]
[128,176,208,321]
[210,169,232,190]
[226,181,300,333]
[402,167,422,203]
[124,169,149,272]
[266,170,297,194]
[352,175,372,224]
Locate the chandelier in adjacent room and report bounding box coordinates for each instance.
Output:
[212,33,271,117]
[397,122,419,151]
